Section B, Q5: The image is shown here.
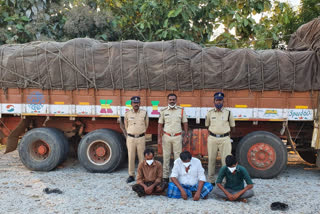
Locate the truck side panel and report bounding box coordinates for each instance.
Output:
[0,89,316,121]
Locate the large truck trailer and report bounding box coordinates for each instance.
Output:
[1,18,319,179]
[0,88,318,178]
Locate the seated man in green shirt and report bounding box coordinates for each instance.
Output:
[213,155,254,202]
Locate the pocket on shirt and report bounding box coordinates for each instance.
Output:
[174,115,182,123]
[164,115,171,123]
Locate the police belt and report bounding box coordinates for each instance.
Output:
[209,131,229,138]
[128,133,145,138]
[163,131,182,137]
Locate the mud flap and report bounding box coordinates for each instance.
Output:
[316,150,320,168]
[0,129,5,140]
[4,118,30,154]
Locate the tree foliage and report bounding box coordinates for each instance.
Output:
[104,0,218,43]
[209,0,273,48]
[0,0,119,44]
[300,0,320,24]
[0,0,65,44]
[106,0,275,44]
[63,4,119,41]
[0,0,319,49]
[253,1,300,49]
[106,0,318,49]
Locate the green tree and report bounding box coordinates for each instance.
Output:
[63,4,119,41]
[253,1,299,49]
[0,0,65,44]
[0,0,119,44]
[204,0,320,49]
[106,0,319,49]
[106,0,262,44]
[299,0,320,24]
[106,0,223,43]
[253,0,320,49]
[105,0,292,47]
[0,0,319,48]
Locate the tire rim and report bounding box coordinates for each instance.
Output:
[247,142,276,170]
[87,140,112,165]
[30,140,50,160]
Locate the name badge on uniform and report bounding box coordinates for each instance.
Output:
[212,117,216,119]
[130,117,135,119]
[165,114,170,116]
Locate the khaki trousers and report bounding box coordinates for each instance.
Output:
[207,135,232,183]
[127,136,146,176]
[162,134,182,178]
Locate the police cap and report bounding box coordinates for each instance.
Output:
[131,96,141,103]
[214,92,224,100]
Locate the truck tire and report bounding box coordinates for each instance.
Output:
[78,129,124,173]
[236,131,287,179]
[49,128,69,164]
[18,128,67,171]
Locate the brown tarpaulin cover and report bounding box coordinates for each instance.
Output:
[288,17,320,51]
[0,37,318,91]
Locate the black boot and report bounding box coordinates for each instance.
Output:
[127,176,135,183]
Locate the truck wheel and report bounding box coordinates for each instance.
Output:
[297,150,316,164]
[18,128,66,171]
[49,128,69,164]
[236,131,287,179]
[78,129,124,173]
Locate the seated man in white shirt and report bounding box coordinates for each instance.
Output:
[167,151,213,200]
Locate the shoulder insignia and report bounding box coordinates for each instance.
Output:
[160,107,168,111]
[125,109,133,114]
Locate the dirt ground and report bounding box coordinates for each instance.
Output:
[1,147,320,214]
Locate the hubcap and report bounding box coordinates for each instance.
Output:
[96,147,106,157]
[87,140,112,165]
[247,143,276,170]
[30,140,50,160]
[37,145,48,155]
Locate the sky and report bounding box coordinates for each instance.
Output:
[280,0,301,9]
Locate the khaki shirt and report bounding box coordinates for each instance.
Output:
[136,160,162,184]
[205,107,235,134]
[158,106,188,134]
[124,109,149,135]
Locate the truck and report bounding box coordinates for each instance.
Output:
[1,18,319,179]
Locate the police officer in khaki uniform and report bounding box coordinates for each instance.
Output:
[206,92,235,184]
[125,96,149,183]
[158,93,188,183]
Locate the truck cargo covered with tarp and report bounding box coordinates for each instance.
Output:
[0,36,318,92]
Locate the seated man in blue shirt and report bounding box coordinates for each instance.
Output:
[213,155,254,202]
[167,151,213,201]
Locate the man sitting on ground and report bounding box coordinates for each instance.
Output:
[132,148,165,197]
[167,151,213,201]
[213,155,254,202]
